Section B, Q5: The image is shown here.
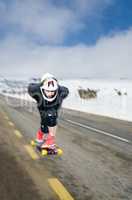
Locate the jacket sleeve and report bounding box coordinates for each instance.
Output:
[28,83,41,102]
[59,86,69,99]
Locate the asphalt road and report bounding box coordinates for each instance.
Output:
[0,95,132,200]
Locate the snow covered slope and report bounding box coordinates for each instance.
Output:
[60,79,132,122]
[1,78,132,122]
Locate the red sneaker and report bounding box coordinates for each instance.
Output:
[41,134,55,148]
[36,129,44,143]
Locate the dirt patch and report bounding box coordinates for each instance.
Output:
[0,107,58,200]
[0,109,42,200]
[0,147,41,200]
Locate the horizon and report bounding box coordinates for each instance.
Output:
[1,74,132,82]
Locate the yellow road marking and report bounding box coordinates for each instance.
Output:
[14,130,23,138]
[24,145,39,160]
[48,178,74,200]
[8,121,15,127]
[4,116,9,120]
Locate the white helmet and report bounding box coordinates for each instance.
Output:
[40,73,58,102]
[41,73,55,83]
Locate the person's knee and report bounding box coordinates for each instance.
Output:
[41,124,49,134]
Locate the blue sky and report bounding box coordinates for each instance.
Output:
[1,0,132,45]
[63,0,132,46]
[0,0,132,78]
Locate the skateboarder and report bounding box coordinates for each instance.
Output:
[28,73,69,148]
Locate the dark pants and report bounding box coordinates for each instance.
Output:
[40,115,57,134]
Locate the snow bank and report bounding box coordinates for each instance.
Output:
[60,79,132,122]
[1,78,132,122]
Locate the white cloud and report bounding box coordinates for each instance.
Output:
[0,0,114,44]
[0,0,131,79]
[0,0,83,44]
[0,28,132,79]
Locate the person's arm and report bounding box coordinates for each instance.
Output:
[28,83,41,102]
[59,86,69,99]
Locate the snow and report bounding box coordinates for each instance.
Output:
[60,79,132,122]
[1,78,132,122]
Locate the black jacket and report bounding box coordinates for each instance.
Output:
[28,83,69,118]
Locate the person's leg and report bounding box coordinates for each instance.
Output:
[36,129,44,146]
[36,111,58,147]
[48,126,57,136]
[41,116,57,147]
[36,118,48,144]
[47,114,58,136]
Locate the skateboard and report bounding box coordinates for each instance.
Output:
[30,140,63,156]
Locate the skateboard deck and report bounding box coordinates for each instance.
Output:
[30,140,63,156]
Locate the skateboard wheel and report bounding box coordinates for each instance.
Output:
[41,149,48,156]
[31,140,35,146]
[57,148,63,155]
